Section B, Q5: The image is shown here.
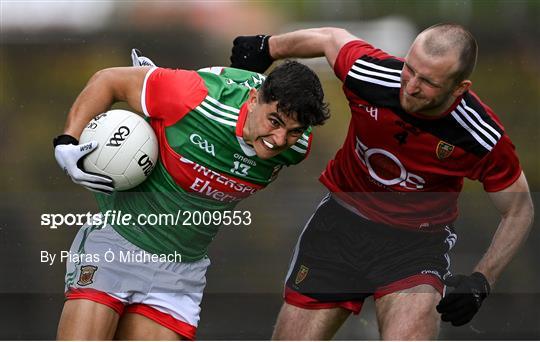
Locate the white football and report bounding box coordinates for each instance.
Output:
[79,109,158,191]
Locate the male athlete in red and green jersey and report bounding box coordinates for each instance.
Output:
[53,55,329,340]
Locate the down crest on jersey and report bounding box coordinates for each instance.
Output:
[324,40,521,230]
[338,42,504,158]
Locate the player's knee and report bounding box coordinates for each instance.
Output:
[379,306,440,339]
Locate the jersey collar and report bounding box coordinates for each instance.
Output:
[235,102,257,156]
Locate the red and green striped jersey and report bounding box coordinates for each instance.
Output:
[96,66,312,261]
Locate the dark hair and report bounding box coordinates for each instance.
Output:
[422,23,478,83]
[259,60,330,127]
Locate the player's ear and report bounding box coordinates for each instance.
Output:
[452,79,472,97]
[247,88,258,111]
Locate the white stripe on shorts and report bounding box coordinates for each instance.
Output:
[285,194,332,283]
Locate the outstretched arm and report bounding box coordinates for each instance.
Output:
[269,27,358,69]
[230,28,358,72]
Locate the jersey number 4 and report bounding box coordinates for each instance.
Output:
[394,131,408,145]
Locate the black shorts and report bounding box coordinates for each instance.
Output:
[284,194,456,314]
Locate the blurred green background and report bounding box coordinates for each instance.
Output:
[1,0,539,339]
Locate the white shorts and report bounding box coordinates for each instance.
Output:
[64,223,210,340]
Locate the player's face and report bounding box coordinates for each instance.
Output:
[243,91,305,160]
[400,41,462,116]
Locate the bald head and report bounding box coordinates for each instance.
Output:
[417,24,477,83]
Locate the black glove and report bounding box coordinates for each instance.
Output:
[230,35,274,73]
[436,272,490,326]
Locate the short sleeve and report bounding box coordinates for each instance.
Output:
[142,67,208,126]
[467,134,522,192]
[334,40,395,82]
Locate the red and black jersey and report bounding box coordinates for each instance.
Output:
[321,40,522,231]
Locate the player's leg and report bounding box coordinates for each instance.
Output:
[273,195,367,340]
[272,302,350,340]
[116,256,211,340]
[368,224,456,340]
[115,312,183,340]
[57,299,120,340]
[59,223,129,339]
[374,284,441,340]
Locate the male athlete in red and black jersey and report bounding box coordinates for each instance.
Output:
[230,24,534,339]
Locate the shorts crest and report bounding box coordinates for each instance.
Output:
[77,265,98,286]
[295,265,309,285]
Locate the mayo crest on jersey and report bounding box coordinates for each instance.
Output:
[323,40,521,231]
[96,66,312,261]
